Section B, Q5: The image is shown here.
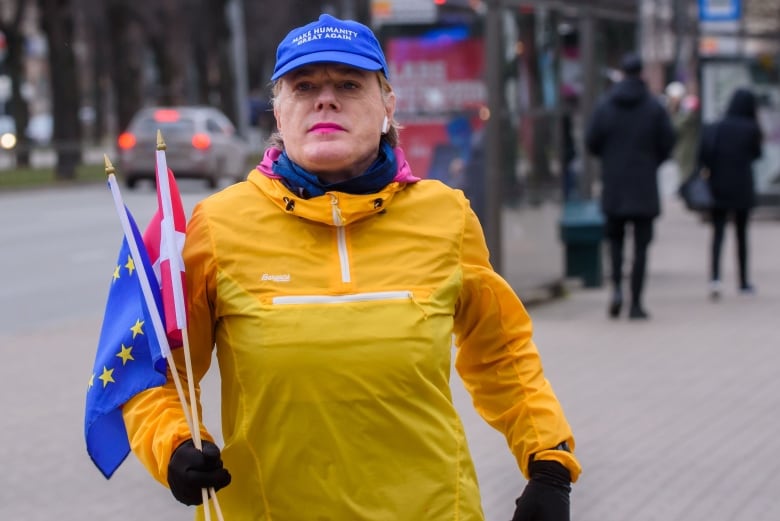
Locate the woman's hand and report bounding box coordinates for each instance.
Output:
[511,460,571,521]
[167,439,232,505]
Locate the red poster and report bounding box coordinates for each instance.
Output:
[387,34,486,179]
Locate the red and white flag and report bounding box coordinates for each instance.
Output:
[143,165,187,350]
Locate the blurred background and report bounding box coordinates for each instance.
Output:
[1,0,779,287]
[2,4,779,518]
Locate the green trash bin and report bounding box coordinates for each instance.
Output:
[559,200,605,288]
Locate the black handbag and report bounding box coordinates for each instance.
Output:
[679,122,718,212]
[678,166,714,211]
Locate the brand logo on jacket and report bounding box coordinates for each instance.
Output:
[261,273,291,283]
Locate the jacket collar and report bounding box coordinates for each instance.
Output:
[251,145,419,226]
[247,169,406,226]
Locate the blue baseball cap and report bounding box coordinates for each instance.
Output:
[271,14,389,81]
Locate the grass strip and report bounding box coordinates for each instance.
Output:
[0,163,106,190]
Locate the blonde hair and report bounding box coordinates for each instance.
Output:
[267,72,400,149]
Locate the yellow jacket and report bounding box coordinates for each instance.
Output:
[123,169,581,520]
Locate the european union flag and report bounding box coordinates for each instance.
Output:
[85,207,168,478]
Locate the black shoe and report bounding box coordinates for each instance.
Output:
[608,292,622,318]
[739,284,756,296]
[629,305,649,320]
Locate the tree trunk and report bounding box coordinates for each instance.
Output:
[85,7,108,144]
[106,0,144,134]
[39,0,82,180]
[145,0,188,106]
[190,0,211,104]
[207,0,237,124]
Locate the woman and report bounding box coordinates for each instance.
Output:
[123,14,580,520]
[700,88,763,299]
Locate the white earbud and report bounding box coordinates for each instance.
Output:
[381,115,389,135]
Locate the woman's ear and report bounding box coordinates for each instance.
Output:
[386,91,396,120]
[382,91,396,135]
[274,107,282,134]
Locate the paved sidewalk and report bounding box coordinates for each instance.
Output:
[460,196,780,520]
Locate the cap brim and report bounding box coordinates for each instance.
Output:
[272,51,384,81]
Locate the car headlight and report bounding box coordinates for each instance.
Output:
[0,133,17,150]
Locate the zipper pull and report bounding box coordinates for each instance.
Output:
[329,193,344,226]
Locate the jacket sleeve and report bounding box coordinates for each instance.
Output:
[122,202,218,486]
[697,123,715,168]
[452,203,581,482]
[751,123,763,160]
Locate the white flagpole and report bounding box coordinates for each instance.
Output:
[104,155,194,432]
[106,156,221,518]
[154,131,188,348]
[103,155,192,430]
[154,135,224,521]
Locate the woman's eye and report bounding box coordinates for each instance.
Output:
[294,82,314,92]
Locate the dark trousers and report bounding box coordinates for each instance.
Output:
[710,208,750,288]
[605,216,654,306]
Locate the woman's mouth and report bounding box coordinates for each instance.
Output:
[310,123,344,134]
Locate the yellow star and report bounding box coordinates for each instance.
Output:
[88,373,94,388]
[130,319,145,339]
[112,265,121,282]
[125,254,135,276]
[98,366,115,388]
[116,344,134,365]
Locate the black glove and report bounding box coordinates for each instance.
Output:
[167,439,232,505]
[511,460,571,521]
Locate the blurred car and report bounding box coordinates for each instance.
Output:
[117,106,252,189]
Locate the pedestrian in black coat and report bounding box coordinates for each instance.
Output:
[699,88,763,299]
[585,53,676,320]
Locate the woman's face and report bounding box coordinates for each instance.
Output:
[274,64,395,183]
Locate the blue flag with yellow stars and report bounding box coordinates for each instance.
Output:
[85,207,168,478]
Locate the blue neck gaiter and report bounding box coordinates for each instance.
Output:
[272,141,398,199]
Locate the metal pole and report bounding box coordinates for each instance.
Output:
[579,6,596,199]
[484,0,504,274]
[672,0,684,78]
[340,0,355,19]
[227,0,250,139]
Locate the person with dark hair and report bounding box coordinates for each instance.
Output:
[585,52,676,320]
[121,13,581,521]
[699,87,763,299]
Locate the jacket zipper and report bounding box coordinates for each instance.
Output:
[329,194,351,283]
[273,291,413,305]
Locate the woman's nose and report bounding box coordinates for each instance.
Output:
[315,86,339,109]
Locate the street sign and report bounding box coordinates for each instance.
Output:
[698,0,741,22]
